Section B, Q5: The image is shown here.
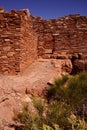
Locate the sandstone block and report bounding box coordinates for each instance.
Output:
[3,46,11,51]
[7,52,15,57]
[44,49,53,54]
[4,126,14,130]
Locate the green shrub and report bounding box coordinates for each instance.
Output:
[43,124,61,130]
[47,75,69,101]
[66,72,87,105]
[15,103,42,130]
[32,97,45,117]
[46,101,71,130]
[65,72,87,118]
[47,72,87,120]
[68,115,87,130]
[15,72,87,130]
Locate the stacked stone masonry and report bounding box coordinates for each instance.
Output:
[31,14,87,57]
[0,7,87,74]
[0,7,37,74]
[31,14,87,73]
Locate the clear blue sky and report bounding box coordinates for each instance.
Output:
[0,0,87,19]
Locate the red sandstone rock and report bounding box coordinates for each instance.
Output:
[71,59,87,74]
[0,8,37,74]
[32,15,87,60]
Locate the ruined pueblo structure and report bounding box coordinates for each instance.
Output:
[0,6,87,129]
[0,7,87,74]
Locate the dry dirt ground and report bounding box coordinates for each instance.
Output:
[0,58,66,129]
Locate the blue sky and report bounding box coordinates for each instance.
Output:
[0,0,87,19]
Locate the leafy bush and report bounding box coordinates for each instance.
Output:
[14,72,87,130]
[43,124,61,130]
[65,72,87,118]
[66,72,87,105]
[46,101,71,130]
[47,72,87,118]
[68,115,87,130]
[32,97,45,117]
[15,103,42,130]
[47,75,69,101]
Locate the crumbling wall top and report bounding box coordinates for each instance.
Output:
[0,6,6,13]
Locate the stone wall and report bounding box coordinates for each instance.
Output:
[19,9,37,72]
[31,14,87,73]
[0,7,37,74]
[0,6,87,74]
[31,14,87,58]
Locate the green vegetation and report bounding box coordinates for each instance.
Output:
[14,72,87,130]
[47,75,69,101]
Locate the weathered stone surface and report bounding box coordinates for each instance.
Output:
[31,14,87,73]
[0,58,62,129]
[32,14,87,59]
[71,59,87,74]
[4,126,14,130]
[0,7,87,74]
[61,59,72,74]
[0,8,37,74]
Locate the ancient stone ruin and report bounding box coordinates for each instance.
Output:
[0,7,37,74]
[0,7,87,74]
[0,7,87,130]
